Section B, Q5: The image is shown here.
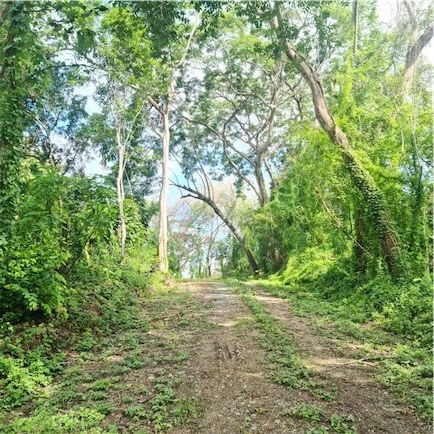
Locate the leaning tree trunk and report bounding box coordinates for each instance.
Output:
[271,7,402,279]
[177,184,260,276]
[158,110,170,274]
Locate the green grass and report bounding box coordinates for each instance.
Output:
[228,281,330,397]
[0,281,203,433]
[244,278,433,420]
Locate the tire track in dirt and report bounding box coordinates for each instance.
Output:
[172,280,314,434]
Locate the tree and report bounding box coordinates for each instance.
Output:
[181,20,299,206]
[402,0,433,97]
[268,2,404,278]
[173,141,260,275]
[25,68,89,173]
[83,5,157,260]
[146,21,200,274]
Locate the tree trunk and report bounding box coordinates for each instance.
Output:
[116,129,127,261]
[158,110,170,274]
[153,22,198,275]
[255,156,269,206]
[0,2,26,242]
[402,0,434,97]
[177,184,260,276]
[206,241,212,277]
[352,0,359,56]
[271,7,403,279]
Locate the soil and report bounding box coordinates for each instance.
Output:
[159,281,430,434]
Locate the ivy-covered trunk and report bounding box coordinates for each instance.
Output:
[353,206,369,273]
[340,146,401,277]
[272,7,403,279]
[0,2,27,244]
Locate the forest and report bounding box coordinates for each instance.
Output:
[0,0,432,433]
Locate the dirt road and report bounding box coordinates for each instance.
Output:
[11,280,429,434]
[158,281,429,434]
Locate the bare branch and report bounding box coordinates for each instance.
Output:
[148,96,164,116]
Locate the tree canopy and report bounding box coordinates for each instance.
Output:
[0,0,432,430]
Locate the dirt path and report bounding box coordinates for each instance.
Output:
[6,280,430,433]
[245,286,429,434]
[172,281,309,433]
[167,281,430,434]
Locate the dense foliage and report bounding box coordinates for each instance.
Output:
[0,0,432,429]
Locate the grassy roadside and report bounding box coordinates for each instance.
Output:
[0,274,201,433]
[232,278,432,421]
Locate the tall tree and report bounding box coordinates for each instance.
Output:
[83,5,158,260]
[143,19,200,274]
[269,2,404,278]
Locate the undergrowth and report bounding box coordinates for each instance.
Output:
[245,276,433,420]
[278,252,432,347]
[0,250,162,420]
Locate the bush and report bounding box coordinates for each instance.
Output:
[0,355,51,410]
[281,248,337,284]
[0,172,117,318]
[373,280,432,346]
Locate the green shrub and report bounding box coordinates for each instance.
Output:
[120,267,149,291]
[373,280,432,345]
[276,250,432,346]
[0,355,51,409]
[281,248,337,284]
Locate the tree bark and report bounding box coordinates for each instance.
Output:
[271,6,402,279]
[176,183,260,276]
[116,125,127,261]
[158,110,170,274]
